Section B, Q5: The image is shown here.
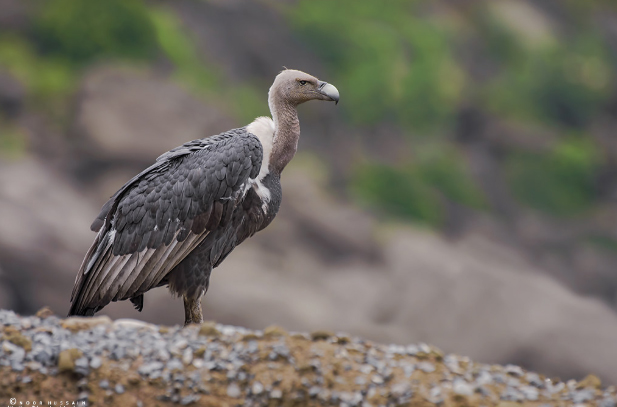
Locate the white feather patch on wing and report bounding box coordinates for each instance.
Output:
[246,116,275,181]
[246,116,275,213]
[253,180,271,213]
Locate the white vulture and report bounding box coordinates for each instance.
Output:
[69,69,339,325]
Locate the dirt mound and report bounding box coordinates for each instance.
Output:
[1,309,615,407]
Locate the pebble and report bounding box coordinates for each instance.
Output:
[74,357,89,375]
[572,389,595,403]
[403,364,415,377]
[453,378,474,396]
[429,386,444,404]
[388,344,406,355]
[493,373,506,384]
[391,382,411,397]
[406,344,419,355]
[418,362,436,373]
[32,349,53,365]
[138,361,164,375]
[252,381,264,395]
[526,372,543,387]
[247,340,259,354]
[90,356,102,369]
[110,346,125,360]
[76,378,88,390]
[371,375,384,385]
[115,384,125,394]
[359,364,373,374]
[182,348,193,365]
[227,383,241,398]
[444,354,462,374]
[505,364,525,377]
[419,343,431,353]
[180,394,200,405]
[520,385,539,400]
[476,370,493,386]
[166,358,183,372]
[501,386,525,402]
[546,381,565,394]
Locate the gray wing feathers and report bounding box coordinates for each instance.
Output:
[69,128,262,315]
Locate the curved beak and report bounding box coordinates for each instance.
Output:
[317,81,340,104]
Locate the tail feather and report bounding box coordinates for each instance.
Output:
[130,294,144,312]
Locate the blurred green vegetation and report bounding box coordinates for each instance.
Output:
[0,0,159,118]
[290,0,464,132]
[148,7,267,122]
[149,8,216,93]
[585,235,617,253]
[505,138,600,216]
[0,0,266,125]
[0,0,615,225]
[352,163,445,226]
[479,13,612,128]
[0,35,73,103]
[352,148,485,226]
[33,0,157,64]
[290,0,615,221]
[0,120,26,158]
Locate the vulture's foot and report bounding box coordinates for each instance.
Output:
[183,295,203,326]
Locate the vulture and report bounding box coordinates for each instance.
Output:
[69,69,339,325]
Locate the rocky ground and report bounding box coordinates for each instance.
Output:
[1,308,615,407]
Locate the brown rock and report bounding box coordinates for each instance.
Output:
[241,333,259,341]
[2,326,32,351]
[311,330,334,341]
[61,316,112,332]
[577,374,602,390]
[75,67,236,162]
[57,348,83,373]
[35,306,54,319]
[263,325,287,338]
[198,321,220,337]
[336,335,351,344]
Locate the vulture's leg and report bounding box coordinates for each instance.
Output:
[183,295,203,326]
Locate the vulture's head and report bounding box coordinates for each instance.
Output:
[270,69,339,107]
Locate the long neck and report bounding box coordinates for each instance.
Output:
[269,90,300,175]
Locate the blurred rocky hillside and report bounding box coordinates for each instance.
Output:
[2,0,617,386]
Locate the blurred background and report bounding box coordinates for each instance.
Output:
[1,0,617,383]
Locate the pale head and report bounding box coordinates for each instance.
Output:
[269,69,339,107]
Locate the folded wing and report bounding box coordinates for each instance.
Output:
[69,128,262,316]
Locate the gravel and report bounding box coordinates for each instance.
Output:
[1,308,615,406]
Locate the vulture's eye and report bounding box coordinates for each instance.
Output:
[299,80,307,86]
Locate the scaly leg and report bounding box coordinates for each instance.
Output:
[183,295,203,326]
